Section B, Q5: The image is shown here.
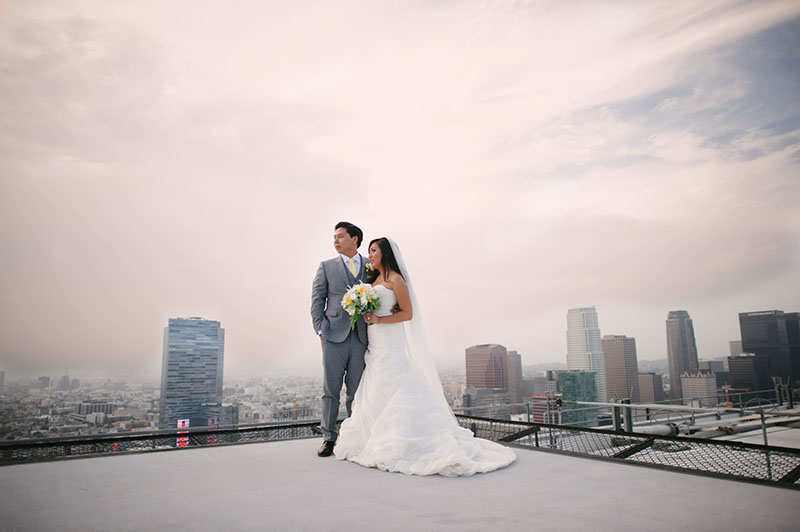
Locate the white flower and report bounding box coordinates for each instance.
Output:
[340,282,381,330]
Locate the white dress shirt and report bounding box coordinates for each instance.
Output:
[341,253,361,275]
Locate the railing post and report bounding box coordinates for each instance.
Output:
[623,399,633,433]
[787,385,794,409]
[612,401,622,431]
[760,409,773,481]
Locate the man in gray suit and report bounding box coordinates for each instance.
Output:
[311,221,370,457]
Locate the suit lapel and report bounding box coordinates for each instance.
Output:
[337,256,355,286]
[355,253,366,282]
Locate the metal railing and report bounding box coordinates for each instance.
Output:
[454,388,799,436]
[0,421,320,465]
[456,414,800,489]
[3,410,800,490]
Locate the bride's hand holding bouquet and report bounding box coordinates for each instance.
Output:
[341,282,380,330]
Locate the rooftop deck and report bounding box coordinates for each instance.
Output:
[1,437,798,532]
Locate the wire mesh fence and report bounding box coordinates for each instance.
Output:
[0,421,320,464]
[455,414,800,488]
[4,414,800,489]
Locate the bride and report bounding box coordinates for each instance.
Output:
[333,237,516,476]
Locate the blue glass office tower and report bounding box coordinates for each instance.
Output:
[159,317,225,429]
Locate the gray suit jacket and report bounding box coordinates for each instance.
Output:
[311,254,369,344]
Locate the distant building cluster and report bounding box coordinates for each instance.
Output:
[461,306,799,427]
[4,306,797,440]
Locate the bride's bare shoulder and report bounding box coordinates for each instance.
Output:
[384,271,406,289]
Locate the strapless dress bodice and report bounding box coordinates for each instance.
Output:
[372,284,397,317]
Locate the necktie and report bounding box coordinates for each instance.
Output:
[348,258,357,277]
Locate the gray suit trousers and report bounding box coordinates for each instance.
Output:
[321,330,366,442]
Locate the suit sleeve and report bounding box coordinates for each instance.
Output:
[310,262,328,334]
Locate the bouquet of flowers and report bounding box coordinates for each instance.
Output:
[341,282,380,330]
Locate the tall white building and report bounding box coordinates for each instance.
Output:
[566,307,606,402]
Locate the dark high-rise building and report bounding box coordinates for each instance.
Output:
[506,350,524,412]
[638,373,665,403]
[601,335,640,402]
[38,376,50,389]
[739,310,793,385]
[465,344,508,389]
[728,353,772,403]
[786,313,800,385]
[666,310,699,400]
[0,370,4,391]
[558,370,597,427]
[159,317,225,429]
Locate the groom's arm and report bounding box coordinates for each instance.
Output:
[310,262,328,335]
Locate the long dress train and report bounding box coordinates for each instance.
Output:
[334,285,516,476]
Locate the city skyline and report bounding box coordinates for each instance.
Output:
[1,2,799,378]
[0,307,792,386]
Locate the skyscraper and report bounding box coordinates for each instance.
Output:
[727,353,772,403]
[786,313,800,386]
[566,307,606,402]
[601,335,640,403]
[666,310,699,400]
[465,344,508,389]
[558,370,597,426]
[465,344,510,418]
[506,350,524,410]
[638,372,664,403]
[159,317,225,429]
[739,310,793,385]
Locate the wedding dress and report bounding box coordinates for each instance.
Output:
[334,283,516,476]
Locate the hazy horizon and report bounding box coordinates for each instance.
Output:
[1,1,799,379]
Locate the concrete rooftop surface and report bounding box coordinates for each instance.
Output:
[1,438,799,532]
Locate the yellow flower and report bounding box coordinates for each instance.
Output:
[358,286,366,294]
[345,298,352,306]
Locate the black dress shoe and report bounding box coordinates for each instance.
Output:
[317,440,335,457]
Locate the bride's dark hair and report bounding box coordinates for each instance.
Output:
[369,237,405,281]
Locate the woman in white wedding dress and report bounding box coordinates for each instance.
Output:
[333,237,516,476]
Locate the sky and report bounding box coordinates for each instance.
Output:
[1,0,799,380]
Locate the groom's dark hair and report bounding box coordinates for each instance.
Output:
[335,221,363,248]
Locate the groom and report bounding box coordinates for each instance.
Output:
[310,221,370,457]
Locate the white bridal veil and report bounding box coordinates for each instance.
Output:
[386,238,457,418]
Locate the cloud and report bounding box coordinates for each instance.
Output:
[1,1,799,378]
